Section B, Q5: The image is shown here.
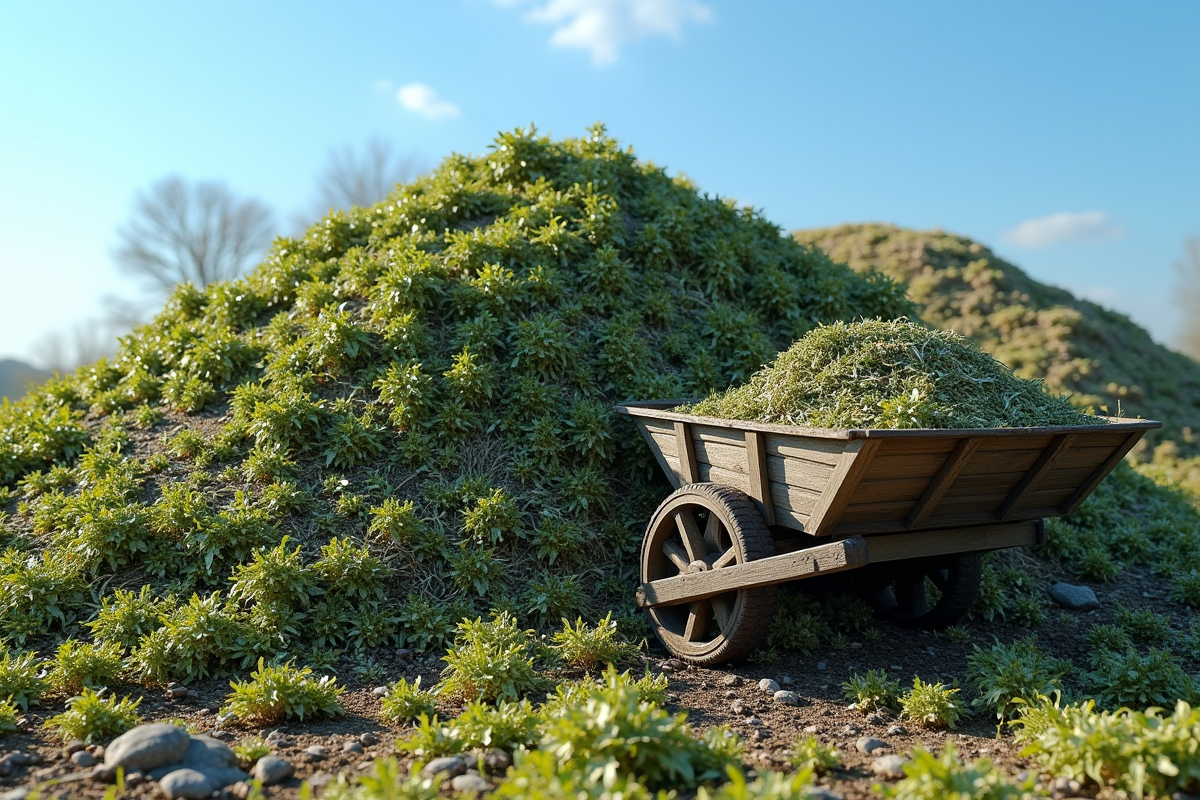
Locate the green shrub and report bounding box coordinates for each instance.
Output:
[463,487,520,544]
[222,658,344,723]
[789,735,839,775]
[0,650,46,709]
[1085,647,1196,709]
[131,592,259,683]
[439,612,540,702]
[449,698,543,752]
[380,676,437,724]
[233,737,271,770]
[1014,696,1200,799]
[552,613,641,672]
[1085,623,1134,655]
[88,586,174,651]
[524,572,588,628]
[842,669,902,712]
[46,640,125,695]
[879,742,1037,800]
[697,767,817,800]
[324,757,440,800]
[45,688,141,743]
[900,677,963,730]
[1171,568,1200,607]
[0,548,88,644]
[369,498,426,545]
[228,536,319,610]
[493,750,655,800]
[0,697,19,734]
[965,637,1068,722]
[1113,604,1173,645]
[313,537,389,600]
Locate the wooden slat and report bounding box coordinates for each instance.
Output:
[744,430,775,525]
[769,481,821,518]
[997,434,1076,521]
[806,439,881,536]
[958,449,1044,477]
[697,464,752,494]
[766,455,835,494]
[860,520,1041,563]
[765,437,846,465]
[905,437,981,528]
[1060,431,1144,514]
[638,422,680,489]
[637,537,869,607]
[693,440,748,474]
[674,421,697,485]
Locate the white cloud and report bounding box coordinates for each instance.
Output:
[397,83,461,120]
[499,0,712,65]
[1001,210,1125,248]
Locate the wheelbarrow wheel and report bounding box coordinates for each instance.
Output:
[857,552,982,629]
[641,482,777,666]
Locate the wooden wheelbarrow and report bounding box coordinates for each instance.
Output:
[615,400,1160,665]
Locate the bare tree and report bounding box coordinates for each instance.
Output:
[307,138,423,217]
[31,315,124,374]
[114,176,276,295]
[1175,236,1200,360]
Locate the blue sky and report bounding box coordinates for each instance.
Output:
[1,0,1197,366]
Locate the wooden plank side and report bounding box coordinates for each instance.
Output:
[852,476,934,504]
[1060,431,1145,514]
[638,422,680,490]
[958,449,1044,477]
[766,454,837,494]
[806,439,882,536]
[697,464,753,494]
[675,421,697,485]
[692,425,751,448]
[769,481,821,518]
[745,431,776,525]
[906,437,981,528]
[693,439,749,474]
[862,521,1041,563]
[996,433,1076,521]
[765,437,846,466]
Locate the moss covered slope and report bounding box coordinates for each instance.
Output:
[0,126,912,668]
[794,224,1200,460]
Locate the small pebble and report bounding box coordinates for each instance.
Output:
[856,736,889,754]
[70,751,96,768]
[343,740,364,754]
[887,724,909,736]
[865,712,887,725]
[265,731,292,746]
[253,755,295,786]
[803,725,819,733]
[751,728,771,741]
[779,675,793,686]
[889,665,903,672]
[872,754,908,779]
[746,716,763,726]
[396,648,414,661]
[663,658,687,672]
[451,773,492,794]
[90,765,118,784]
[731,699,750,716]
[227,782,252,800]
[722,674,744,687]
[358,761,375,771]
[124,772,143,787]
[65,740,88,756]
[165,686,189,700]
[700,681,712,690]
[816,661,827,671]
[305,744,328,761]
[849,642,862,649]
[422,756,467,779]
[773,690,800,706]
[483,749,512,775]
[758,678,780,694]
[842,724,862,736]
[0,761,10,778]
[1052,777,1083,795]
[359,732,379,746]
[723,690,737,700]
[8,753,38,766]
[372,686,390,697]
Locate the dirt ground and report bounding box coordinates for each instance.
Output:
[4,553,1195,800]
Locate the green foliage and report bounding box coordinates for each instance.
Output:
[493,750,656,800]
[901,677,963,730]
[965,637,1068,722]
[46,639,124,694]
[380,676,437,724]
[324,758,441,800]
[0,696,19,734]
[789,735,840,775]
[879,742,1038,800]
[45,688,142,743]
[314,537,388,600]
[449,698,543,752]
[684,320,1095,429]
[842,669,902,713]
[697,767,817,800]
[439,612,540,702]
[1085,647,1197,709]
[222,658,344,723]
[368,498,426,545]
[1113,604,1173,645]
[0,650,47,709]
[131,592,266,684]
[229,536,319,610]
[1014,696,1200,799]
[233,737,271,770]
[88,586,174,651]
[462,487,521,544]
[0,548,87,644]
[552,613,641,671]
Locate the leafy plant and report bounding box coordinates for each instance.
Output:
[439,612,540,703]
[324,757,441,800]
[1085,647,1197,709]
[45,688,142,743]
[380,676,437,724]
[842,669,902,712]
[1113,604,1173,645]
[789,735,840,775]
[88,586,174,651]
[879,742,1038,800]
[0,697,19,734]
[45,639,125,695]
[222,658,345,723]
[552,613,641,671]
[0,649,48,709]
[900,677,963,730]
[965,637,1068,721]
[697,767,818,800]
[233,737,271,770]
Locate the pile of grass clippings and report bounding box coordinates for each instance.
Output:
[681,319,1101,430]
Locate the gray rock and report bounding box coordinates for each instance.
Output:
[722,674,744,687]
[803,724,819,733]
[105,724,191,771]
[872,755,908,779]
[1049,582,1100,611]
[359,732,379,746]
[65,739,88,756]
[731,699,750,716]
[265,731,291,746]
[227,782,253,800]
[148,735,239,780]
[887,724,909,736]
[0,760,11,778]
[372,685,390,697]
[6,753,38,766]
[758,678,780,694]
[747,716,763,726]
[159,768,217,800]
[773,690,800,705]
[423,756,467,779]
[71,750,96,767]
[1052,777,1082,795]
[304,744,328,761]
[90,765,118,783]
[663,658,687,672]
[165,686,189,700]
[842,724,862,736]
[483,749,511,775]
[451,773,492,793]
[343,740,364,753]
[856,736,889,754]
[809,791,843,800]
[253,755,294,786]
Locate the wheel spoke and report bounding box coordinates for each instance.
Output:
[711,593,733,632]
[661,540,691,573]
[683,601,710,641]
[702,512,722,554]
[712,547,737,569]
[674,509,707,562]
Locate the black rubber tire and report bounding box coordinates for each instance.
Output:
[857,552,983,629]
[641,482,777,666]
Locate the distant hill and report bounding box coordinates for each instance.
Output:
[795,223,1200,460]
[0,358,51,403]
